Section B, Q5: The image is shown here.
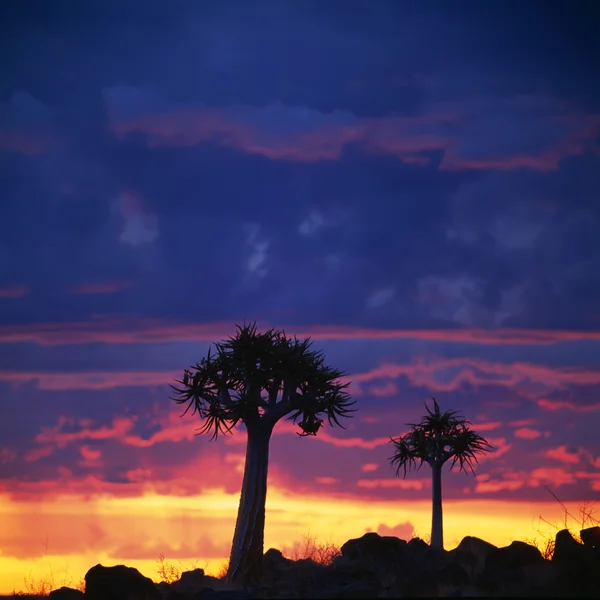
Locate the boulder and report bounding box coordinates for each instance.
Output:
[485,540,544,571]
[85,563,161,600]
[48,587,85,599]
[478,541,545,596]
[580,526,600,551]
[448,535,497,578]
[168,567,208,596]
[340,532,407,565]
[260,547,295,588]
[553,528,596,569]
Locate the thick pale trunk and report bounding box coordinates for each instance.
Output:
[226,422,273,586]
[430,463,443,549]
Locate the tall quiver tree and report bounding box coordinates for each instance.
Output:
[170,322,355,586]
[389,398,493,549]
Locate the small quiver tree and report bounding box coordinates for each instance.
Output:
[389,397,493,549]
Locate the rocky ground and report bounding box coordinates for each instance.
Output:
[46,526,599,599]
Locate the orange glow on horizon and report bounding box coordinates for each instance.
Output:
[0,487,591,595]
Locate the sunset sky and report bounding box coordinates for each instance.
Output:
[1,0,600,594]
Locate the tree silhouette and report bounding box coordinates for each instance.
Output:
[388,398,493,549]
[170,322,355,585]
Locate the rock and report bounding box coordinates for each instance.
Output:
[478,541,545,596]
[486,540,544,570]
[260,547,295,587]
[406,536,428,557]
[448,535,497,578]
[48,587,85,599]
[169,568,206,595]
[580,526,600,551]
[85,563,161,600]
[553,529,596,568]
[340,532,407,565]
[552,528,600,596]
[70,532,600,599]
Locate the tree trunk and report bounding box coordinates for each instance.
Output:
[430,462,444,549]
[226,421,273,586]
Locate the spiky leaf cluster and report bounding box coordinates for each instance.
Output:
[389,397,493,478]
[170,322,356,439]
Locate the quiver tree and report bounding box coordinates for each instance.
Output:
[170,322,355,585]
[389,398,493,549]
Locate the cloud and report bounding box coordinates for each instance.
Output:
[116,191,159,246]
[471,421,503,432]
[315,476,339,485]
[475,479,525,493]
[545,445,580,465]
[368,521,415,541]
[242,223,270,279]
[346,357,600,396]
[2,318,600,346]
[0,286,29,298]
[529,467,577,487]
[514,428,542,440]
[0,448,17,464]
[110,534,229,560]
[361,463,379,473]
[0,370,179,390]
[298,210,326,236]
[356,478,429,490]
[367,382,398,397]
[0,91,57,155]
[71,281,133,295]
[366,288,395,309]
[537,398,600,412]
[103,87,600,171]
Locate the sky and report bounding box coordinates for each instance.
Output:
[1,0,600,593]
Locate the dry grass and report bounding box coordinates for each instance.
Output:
[281,530,342,566]
[524,485,599,559]
[154,552,204,584]
[11,537,85,597]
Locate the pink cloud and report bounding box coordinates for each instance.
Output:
[471,421,503,432]
[482,437,512,460]
[508,419,536,427]
[0,132,52,155]
[72,281,133,295]
[23,446,54,462]
[35,415,137,448]
[345,357,600,395]
[368,521,415,540]
[514,428,542,440]
[357,478,429,490]
[79,445,102,461]
[315,477,339,485]
[545,446,580,465]
[1,316,600,346]
[0,448,17,464]
[272,420,390,450]
[529,468,577,487]
[0,370,179,390]
[104,90,600,173]
[361,463,379,473]
[368,382,398,397]
[0,285,29,299]
[475,479,525,493]
[537,398,600,412]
